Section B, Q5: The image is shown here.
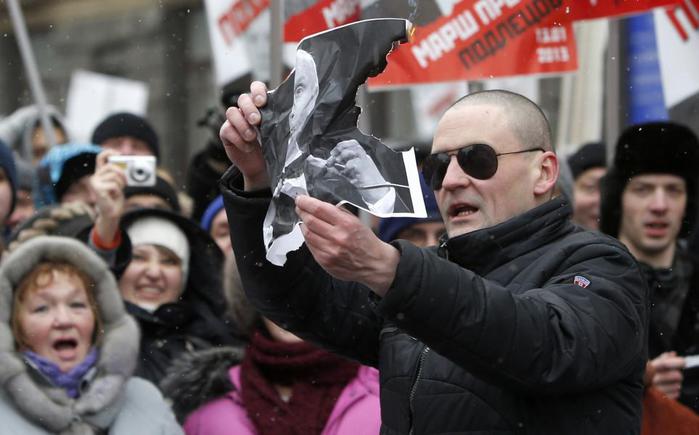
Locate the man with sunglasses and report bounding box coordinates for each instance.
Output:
[220,83,647,434]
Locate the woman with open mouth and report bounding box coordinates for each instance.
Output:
[0,235,182,434]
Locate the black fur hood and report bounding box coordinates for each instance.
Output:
[160,346,244,423]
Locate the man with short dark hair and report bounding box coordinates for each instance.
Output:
[601,121,699,413]
[220,83,648,434]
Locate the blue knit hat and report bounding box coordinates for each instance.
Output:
[0,140,17,214]
[36,143,102,206]
[378,174,442,242]
[200,195,224,232]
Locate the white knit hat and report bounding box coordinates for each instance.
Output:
[126,216,190,287]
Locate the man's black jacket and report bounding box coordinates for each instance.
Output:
[222,168,648,434]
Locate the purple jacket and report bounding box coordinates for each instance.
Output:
[184,365,381,435]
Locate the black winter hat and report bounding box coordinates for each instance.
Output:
[599,121,699,238]
[91,112,160,158]
[567,142,606,180]
[55,152,97,201]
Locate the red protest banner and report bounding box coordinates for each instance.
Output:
[217,0,269,45]
[663,0,699,41]
[565,0,681,20]
[284,0,361,42]
[368,0,577,87]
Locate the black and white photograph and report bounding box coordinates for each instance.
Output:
[259,18,426,266]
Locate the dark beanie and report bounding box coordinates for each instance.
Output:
[567,142,606,180]
[36,143,102,205]
[378,174,442,242]
[55,153,97,201]
[200,195,224,232]
[123,175,181,212]
[91,112,160,158]
[599,121,699,238]
[0,140,17,214]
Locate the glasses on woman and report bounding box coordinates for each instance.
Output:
[422,143,545,190]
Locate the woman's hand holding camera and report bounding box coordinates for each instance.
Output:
[90,150,127,245]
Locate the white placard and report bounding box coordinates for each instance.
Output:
[65,70,148,143]
[204,0,270,86]
[655,3,699,107]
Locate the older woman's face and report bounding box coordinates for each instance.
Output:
[119,244,184,310]
[17,271,95,373]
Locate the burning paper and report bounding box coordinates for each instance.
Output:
[259,18,426,266]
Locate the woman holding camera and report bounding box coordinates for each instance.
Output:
[90,150,243,386]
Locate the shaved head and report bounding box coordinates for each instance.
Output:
[449,90,553,152]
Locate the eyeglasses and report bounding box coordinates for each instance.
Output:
[422,143,545,190]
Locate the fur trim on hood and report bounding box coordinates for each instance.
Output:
[0,236,139,434]
[600,121,699,238]
[160,346,244,423]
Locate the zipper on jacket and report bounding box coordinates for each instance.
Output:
[437,236,449,260]
[408,346,430,435]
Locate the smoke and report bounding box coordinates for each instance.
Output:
[408,0,419,23]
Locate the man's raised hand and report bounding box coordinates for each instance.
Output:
[220,81,270,191]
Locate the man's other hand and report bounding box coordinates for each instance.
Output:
[295,195,399,297]
[220,81,270,191]
[650,351,686,400]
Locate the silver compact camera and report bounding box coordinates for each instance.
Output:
[108,155,157,187]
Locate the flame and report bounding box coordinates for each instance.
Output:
[406,21,416,43]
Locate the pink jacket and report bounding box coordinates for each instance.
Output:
[184,365,381,435]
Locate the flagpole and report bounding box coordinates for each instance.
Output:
[270,0,284,88]
[5,0,58,155]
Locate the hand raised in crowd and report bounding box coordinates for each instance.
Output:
[90,149,127,244]
[220,81,270,191]
[295,195,399,297]
[649,351,686,400]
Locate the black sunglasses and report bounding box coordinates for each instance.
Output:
[422,143,545,190]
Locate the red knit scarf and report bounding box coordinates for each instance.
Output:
[240,330,360,435]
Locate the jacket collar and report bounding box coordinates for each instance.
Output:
[439,197,573,275]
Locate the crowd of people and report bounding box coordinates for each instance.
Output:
[0,81,696,434]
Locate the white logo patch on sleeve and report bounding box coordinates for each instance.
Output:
[574,275,591,288]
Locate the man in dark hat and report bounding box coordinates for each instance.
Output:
[600,121,699,413]
[91,112,160,158]
[567,142,606,230]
